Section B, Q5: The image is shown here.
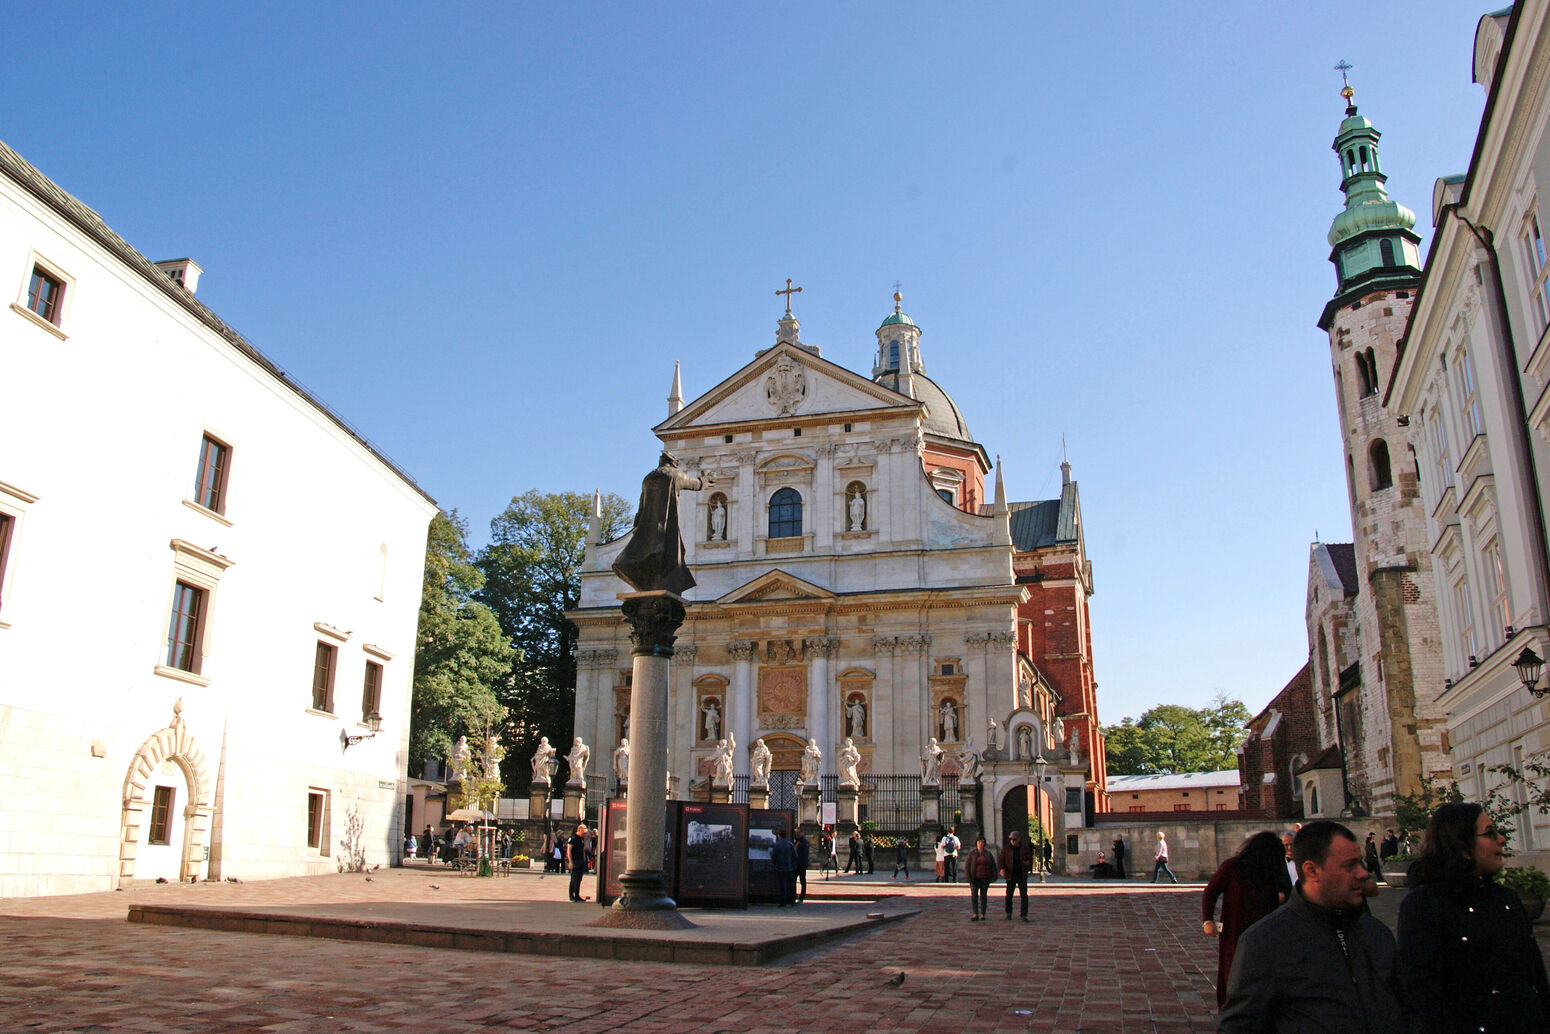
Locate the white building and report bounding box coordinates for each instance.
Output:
[0,138,437,896]
[1388,3,1550,864]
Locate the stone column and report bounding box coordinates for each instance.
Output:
[805,636,838,778]
[600,590,695,928]
[729,639,757,779]
[872,636,898,770]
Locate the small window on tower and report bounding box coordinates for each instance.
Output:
[1380,239,1396,266]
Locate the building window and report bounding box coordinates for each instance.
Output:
[768,487,802,539]
[1484,540,1509,640]
[1522,213,1550,330]
[1129,805,1145,813]
[888,340,900,369]
[1455,580,1477,662]
[1369,439,1393,491]
[148,786,175,845]
[1379,238,1396,267]
[1355,349,1379,397]
[1172,803,1191,812]
[361,661,383,722]
[26,265,63,324]
[192,435,230,514]
[165,581,205,672]
[1429,406,1453,492]
[936,488,954,505]
[307,790,328,851]
[1459,349,1483,438]
[312,642,337,712]
[0,512,13,614]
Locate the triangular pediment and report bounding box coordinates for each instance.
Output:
[657,342,918,433]
[717,569,836,604]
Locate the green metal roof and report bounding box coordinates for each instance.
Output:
[878,311,917,329]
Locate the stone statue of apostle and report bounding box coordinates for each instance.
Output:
[612,452,712,595]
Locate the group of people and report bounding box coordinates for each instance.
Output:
[405,824,518,865]
[1206,807,1549,1033]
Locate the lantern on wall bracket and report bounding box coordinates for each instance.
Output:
[341,711,384,751]
[1513,647,1546,698]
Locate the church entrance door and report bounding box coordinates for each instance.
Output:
[1001,784,1030,846]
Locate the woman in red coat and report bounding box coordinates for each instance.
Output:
[1202,831,1291,1007]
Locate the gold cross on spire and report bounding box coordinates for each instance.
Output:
[776,278,802,316]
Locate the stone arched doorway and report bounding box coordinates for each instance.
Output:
[119,699,214,887]
[762,733,807,811]
[999,781,1030,847]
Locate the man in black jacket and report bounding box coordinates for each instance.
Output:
[1218,820,1410,1033]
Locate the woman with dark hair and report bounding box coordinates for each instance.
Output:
[1202,831,1292,1007]
[1398,802,1550,1033]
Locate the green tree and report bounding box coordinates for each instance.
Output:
[1101,695,1250,775]
[476,489,632,792]
[410,511,513,773]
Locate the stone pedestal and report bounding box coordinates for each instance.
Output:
[835,784,860,833]
[529,785,550,824]
[747,786,770,810]
[709,784,731,804]
[958,780,980,825]
[798,784,821,828]
[921,784,942,827]
[562,784,584,822]
[595,590,695,929]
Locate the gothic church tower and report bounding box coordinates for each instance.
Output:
[1310,80,1450,816]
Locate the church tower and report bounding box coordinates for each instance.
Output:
[1309,78,1449,817]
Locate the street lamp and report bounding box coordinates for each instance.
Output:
[340,711,383,752]
[1034,753,1048,883]
[1514,646,1547,698]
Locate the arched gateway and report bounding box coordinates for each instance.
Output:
[118,699,214,887]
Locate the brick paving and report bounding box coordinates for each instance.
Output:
[3,867,1545,1033]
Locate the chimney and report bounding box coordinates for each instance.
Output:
[155,258,202,294]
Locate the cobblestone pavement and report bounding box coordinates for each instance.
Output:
[4,867,1545,1033]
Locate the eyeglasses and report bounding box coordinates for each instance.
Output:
[1477,826,1504,840]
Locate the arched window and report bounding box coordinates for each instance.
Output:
[1359,145,1369,169]
[1308,783,1319,815]
[1354,355,1372,397]
[1369,439,1393,491]
[1380,238,1395,266]
[888,340,900,369]
[706,492,728,541]
[844,481,867,532]
[768,487,802,539]
[1346,149,1356,173]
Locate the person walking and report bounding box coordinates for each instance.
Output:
[770,828,798,907]
[1218,820,1408,1033]
[792,829,809,902]
[1152,831,1178,883]
[846,831,863,874]
[565,823,589,902]
[941,827,961,883]
[933,836,947,882]
[892,837,911,880]
[1202,831,1292,1008]
[965,834,997,920]
[1000,829,1034,921]
[421,825,432,860]
[863,831,875,874]
[1364,831,1384,885]
[1111,835,1127,879]
[819,830,837,879]
[1397,802,1550,1034]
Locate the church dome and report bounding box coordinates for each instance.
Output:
[1328,197,1417,247]
[878,310,918,329]
[875,369,974,442]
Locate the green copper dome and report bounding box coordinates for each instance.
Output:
[1328,197,1417,247]
[879,310,917,329]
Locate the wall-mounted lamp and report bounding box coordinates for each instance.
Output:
[1514,647,1546,698]
[341,711,383,752]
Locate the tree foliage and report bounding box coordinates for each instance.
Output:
[410,511,513,773]
[1102,695,1251,775]
[476,489,632,792]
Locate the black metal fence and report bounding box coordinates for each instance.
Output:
[859,775,960,834]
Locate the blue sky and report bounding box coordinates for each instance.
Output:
[7,2,1492,724]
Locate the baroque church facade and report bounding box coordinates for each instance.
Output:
[569,295,1108,856]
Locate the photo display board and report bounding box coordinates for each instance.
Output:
[598,799,680,906]
[674,802,748,907]
[747,808,797,904]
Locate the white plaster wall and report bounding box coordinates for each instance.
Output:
[0,169,434,896]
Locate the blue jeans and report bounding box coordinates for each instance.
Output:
[1153,858,1177,883]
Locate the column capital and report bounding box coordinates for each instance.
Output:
[727,639,759,662]
[621,594,687,657]
[803,636,840,659]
